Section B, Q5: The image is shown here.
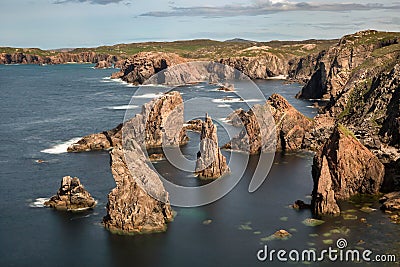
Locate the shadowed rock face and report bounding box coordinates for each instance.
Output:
[195,115,229,179]
[103,142,173,234]
[296,30,399,100]
[267,94,315,151]
[223,104,276,154]
[224,94,313,153]
[68,91,187,152]
[111,52,187,84]
[44,176,96,211]
[311,125,385,216]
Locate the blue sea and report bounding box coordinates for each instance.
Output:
[0,64,398,267]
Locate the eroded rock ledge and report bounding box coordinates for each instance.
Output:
[311,125,385,216]
[68,91,188,152]
[45,176,96,211]
[223,94,314,153]
[195,115,229,179]
[103,142,173,234]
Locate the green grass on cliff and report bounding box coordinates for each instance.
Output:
[1,38,336,60]
[0,47,54,57]
[338,123,357,139]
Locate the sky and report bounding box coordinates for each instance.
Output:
[1,0,400,49]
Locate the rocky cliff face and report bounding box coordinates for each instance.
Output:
[311,125,385,215]
[223,104,276,154]
[296,30,399,100]
[111,51,325,85]
[195,115,229,179]
[219,53,290,79]
[340,64,400,155]
[44,176,96,211]
[103,142,173,234]
[267,94,315,151]
[294,30,399,195]
[68,91,187,152]
[0,52,120,65]
[224,94,314,153]
[111,52,187,84]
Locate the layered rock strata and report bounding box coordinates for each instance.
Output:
[103,143,173,234]
[44,176,96,211]
[195,115,229,179]
[68,91,187,152]
[311,125,385,215]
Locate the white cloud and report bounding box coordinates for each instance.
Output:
[140,1,400,17]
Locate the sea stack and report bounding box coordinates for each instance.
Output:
[103,142,173,234]
[267,94,315,151]
[195,114,229,179]
[68,91,188,152]
[311,124,385,215]
[44,176,96,211]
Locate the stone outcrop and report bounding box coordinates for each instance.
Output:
[183,119,203,132]
[0,51,120,65]
[267,94,315,151]
[223,104,276,154]
[68,91,187,152]
[44,176,96,211]
[311,125,385,215]
[380,192,400,211]
[95,60,113,69]
[195,115,229,179]
[110,52,187,84]
[103,142,173,234]
[67,124,122,152]
[219,54,290,79]
[224,94,314,153]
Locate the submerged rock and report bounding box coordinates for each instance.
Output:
[68,91,187,152]
[293,200,311,210]
[44,176,96,211]
[311,124,385,215]
[380,192,400,211]
[103,143,173,234]
[195,114,229,179]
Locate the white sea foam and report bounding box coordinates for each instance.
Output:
[267,75,287,80]
[212,98,262,103]
[217,104,231,108]
[106,105,139,110]
[218,118,231,123]
[29,198,50,208]
[132,93,163,99]
[41,137,82,154]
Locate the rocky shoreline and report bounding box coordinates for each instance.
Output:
[0,51,122,66]
[42,30,399,234]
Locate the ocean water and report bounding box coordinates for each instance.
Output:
[0,64,399,267]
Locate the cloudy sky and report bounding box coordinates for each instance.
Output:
[1,0,399,49]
